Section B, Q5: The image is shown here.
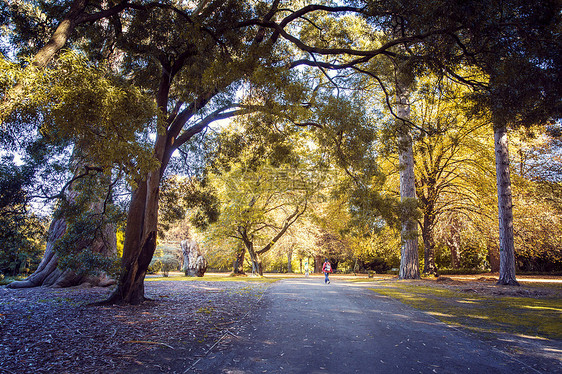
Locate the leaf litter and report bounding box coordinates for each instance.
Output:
[0,280,269,373]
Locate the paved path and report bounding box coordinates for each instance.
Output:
[191,278,560,374]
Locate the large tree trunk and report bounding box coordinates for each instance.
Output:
[314,255,322,273]
[106,171,161,304]
[396,70,420,280]
[8,217,116,289]
[232,245,246,274]
[246,241,263,276]
[7,218,66,288]
[8,163,117,289]
[494,124,519,286]
[287,247,293,273]
[181,239,207,277]
[449,239,461,269]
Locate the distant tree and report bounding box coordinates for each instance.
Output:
[208,154,312,275]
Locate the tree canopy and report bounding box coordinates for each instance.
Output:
[1,0,560,302]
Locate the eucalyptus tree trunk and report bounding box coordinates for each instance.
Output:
[105,129,170,304]
[396,72,421,280]
[494,124,519,286]
[7,168,117,289]
[106,167,164,304]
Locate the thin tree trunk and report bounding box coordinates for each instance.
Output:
[396,70,420,280]
[494,124,519,286]
[488,241,500,272]
[422,217,437,275]
[450,241,461,269]
[287,247,293,273]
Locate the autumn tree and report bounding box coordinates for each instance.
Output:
[410,76,493,274]
[204,119,322,275]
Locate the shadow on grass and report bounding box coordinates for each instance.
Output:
[368,282,562,341]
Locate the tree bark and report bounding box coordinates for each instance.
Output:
[287,246,293,273]
[181,239,207,277]
[494,124,519,286]
[396,71,420,280]
[445,217,461,269]
[245,240,263,276]
[233,245,246,274]
[421,215,437,275]
[7,163,117,289]
[7,218,116,289]
[488,241,500,272]
[314,255,322,273]
[106,171,161,304]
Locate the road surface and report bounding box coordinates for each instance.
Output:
[190,278,561,374]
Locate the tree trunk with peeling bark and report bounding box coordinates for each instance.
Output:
[8,156,117,289]
[106,167,163,304]
[494,124,519,286]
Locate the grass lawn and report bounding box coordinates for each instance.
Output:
[363,278,562,341]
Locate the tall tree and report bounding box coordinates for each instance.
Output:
[459,0,562,285]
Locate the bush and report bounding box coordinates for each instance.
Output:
[148,245,182,276]
[160,254,181,276]
[148,259,163,274]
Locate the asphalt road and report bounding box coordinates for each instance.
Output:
[191,278,559,374]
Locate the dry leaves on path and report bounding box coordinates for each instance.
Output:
[0,280,270,373]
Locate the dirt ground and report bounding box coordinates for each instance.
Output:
[0,273,560,373]
[0,280,269,374]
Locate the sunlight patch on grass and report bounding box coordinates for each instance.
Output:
[427,311,456,318]
[520,305,562,312]
[456,299,478,304]
[368,281,562,340]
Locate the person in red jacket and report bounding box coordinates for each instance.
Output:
[322,259,332,284]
